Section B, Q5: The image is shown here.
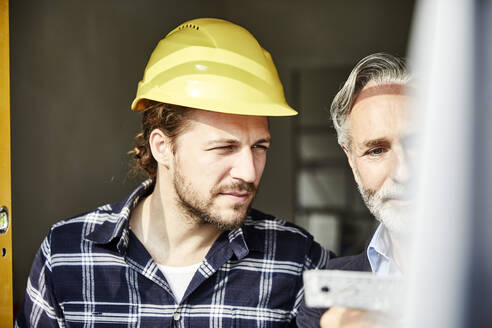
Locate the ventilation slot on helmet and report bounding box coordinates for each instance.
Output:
[177,24,200,31]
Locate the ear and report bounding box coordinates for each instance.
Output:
[149,128,173,169]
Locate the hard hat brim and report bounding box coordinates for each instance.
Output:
[131,96,298,116]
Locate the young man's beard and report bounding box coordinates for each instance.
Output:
[173,168,256,231]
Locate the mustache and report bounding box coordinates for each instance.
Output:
[213,182,256,195]
[379,184,407,202]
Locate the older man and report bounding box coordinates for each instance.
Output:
[298,53,413,327]
[16,18,332,327]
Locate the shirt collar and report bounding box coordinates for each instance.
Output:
[84,179,154,252]
[226,210,265,259]
[84,180,260,257]
[367,223,401,275]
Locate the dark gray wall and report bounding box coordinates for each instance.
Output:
[10,0,414,310]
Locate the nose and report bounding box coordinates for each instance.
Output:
[392,148,411,184]
[230,148,257,184]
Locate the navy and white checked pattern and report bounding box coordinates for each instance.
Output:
[16,180,333,327]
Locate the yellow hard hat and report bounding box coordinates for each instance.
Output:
[131,18,297,116]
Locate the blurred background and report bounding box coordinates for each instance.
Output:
[8,0,415,311]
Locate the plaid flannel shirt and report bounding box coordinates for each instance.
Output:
[16,180,333,327]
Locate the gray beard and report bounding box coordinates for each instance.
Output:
[353,168,411,237]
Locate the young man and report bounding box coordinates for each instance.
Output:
[297,53,413,328]
[16,18,332,327]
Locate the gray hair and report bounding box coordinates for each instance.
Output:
[331,53,410,147]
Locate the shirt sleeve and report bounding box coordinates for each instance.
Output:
[292,238,335,327]
[15,230,65,327]
[304,237,335,271]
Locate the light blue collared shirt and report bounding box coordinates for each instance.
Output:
[367,224,402,275]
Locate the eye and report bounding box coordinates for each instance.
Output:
[367,147,387,156]
[252,144,269,152]
[208,145,235,154]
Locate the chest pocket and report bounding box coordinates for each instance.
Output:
[230,274,298,328]
[62,302,139,327]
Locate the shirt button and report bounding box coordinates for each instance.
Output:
[173,312,181,321]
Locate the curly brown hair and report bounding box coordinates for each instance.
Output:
[129,100,193,180]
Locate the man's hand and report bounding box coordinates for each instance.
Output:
[320,307,393,328]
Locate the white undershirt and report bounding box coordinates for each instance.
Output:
[157,262,201,303]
